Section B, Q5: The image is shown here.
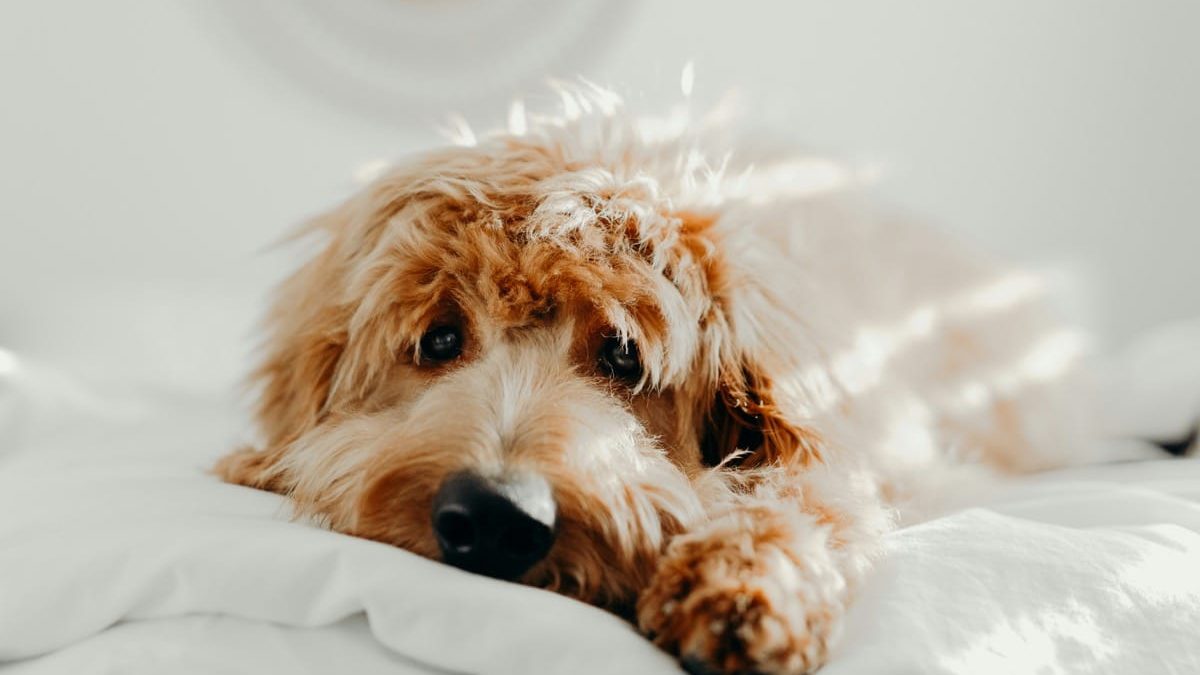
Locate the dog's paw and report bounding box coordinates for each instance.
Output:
[637,510,846,675]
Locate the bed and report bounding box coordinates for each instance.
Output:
[1,323,1198,675]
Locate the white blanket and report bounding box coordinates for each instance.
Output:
[1,329,1198,674]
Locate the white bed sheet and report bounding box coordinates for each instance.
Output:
[4,615,443,675]
[1,340,1198,675]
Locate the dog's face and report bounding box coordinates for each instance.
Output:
[219,129,816,610]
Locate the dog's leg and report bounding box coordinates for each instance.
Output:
[637,465,886,675]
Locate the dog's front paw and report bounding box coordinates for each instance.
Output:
[637,510,846,675]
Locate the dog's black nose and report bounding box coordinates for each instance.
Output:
[431,470,556,581]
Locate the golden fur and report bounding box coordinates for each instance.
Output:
[217,90,1092,673]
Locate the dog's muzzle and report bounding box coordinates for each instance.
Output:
[431,470,556,581]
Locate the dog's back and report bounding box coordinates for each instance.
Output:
[715,177,1097,518]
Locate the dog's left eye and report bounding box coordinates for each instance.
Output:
[420,326,463,363]
[599,337,642,381]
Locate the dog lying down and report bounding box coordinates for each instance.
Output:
[217,90,1099,674]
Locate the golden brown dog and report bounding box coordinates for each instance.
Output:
[217,90,1091,674]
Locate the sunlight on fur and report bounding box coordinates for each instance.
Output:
[216,83,1098,675]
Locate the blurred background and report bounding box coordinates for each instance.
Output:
[1,1,1197,396]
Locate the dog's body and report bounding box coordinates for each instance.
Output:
[218,95,1092,674]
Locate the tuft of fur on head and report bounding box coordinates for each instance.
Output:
[215,84,824,609]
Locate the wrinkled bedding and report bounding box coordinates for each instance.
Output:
[1,324,1198,674]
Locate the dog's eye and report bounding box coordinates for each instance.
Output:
[599,337,641,381]
[420,326,463,363]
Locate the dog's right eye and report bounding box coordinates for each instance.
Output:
[419,326,463,363]
[598,337,642,382]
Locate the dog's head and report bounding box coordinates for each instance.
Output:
[218,106,821,609]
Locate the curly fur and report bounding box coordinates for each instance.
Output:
[216,86,1093,673]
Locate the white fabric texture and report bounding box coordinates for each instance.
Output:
[828,464,1200,674]
[1,321,1198,675]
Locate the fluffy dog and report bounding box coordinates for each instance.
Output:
[217,90,1091,674]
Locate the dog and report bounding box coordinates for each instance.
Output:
[216,89,1093,674]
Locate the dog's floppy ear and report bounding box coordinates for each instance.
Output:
[699,363,822,469]
[216,208,356,491]
[252,302,348,454]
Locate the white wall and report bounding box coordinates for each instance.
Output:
[1,1,1197,393]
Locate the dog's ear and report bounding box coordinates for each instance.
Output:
[699,363,822,469]
[216,208,357,491]
[253,306,348,454]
